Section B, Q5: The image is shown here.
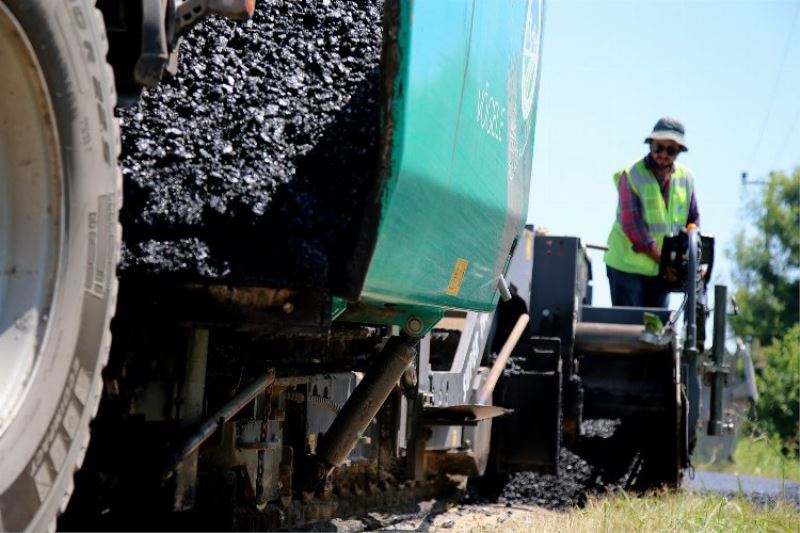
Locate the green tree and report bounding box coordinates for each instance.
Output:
[729,168,799,345]
[729,168,799,449]
[754,324,799,448]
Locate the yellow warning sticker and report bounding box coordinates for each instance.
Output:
[446,258,469,296]
[308,433,317,454]
[525,229,533,261]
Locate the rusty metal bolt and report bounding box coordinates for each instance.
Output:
[404,316,424,336]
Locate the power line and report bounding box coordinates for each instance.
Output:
[745,2,800,172]
[772,102,800,164]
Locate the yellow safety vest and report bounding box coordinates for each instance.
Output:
[604,158,693,276]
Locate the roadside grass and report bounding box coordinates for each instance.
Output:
[695,434,800,482]
[474,491,799,532]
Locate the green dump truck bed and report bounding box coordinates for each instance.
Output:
[361,0,543,316]
[120,0,544,331]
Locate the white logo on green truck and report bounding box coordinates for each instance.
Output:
[521,0,542,120]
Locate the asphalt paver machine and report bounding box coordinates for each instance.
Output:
[489,226,733,488]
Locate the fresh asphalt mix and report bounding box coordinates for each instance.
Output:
[118,0,383,289]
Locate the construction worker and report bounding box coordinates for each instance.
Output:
[604,117,700,307]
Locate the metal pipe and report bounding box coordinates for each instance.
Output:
[182,329,210,424]
[684,226,699,357]
[316,334,419,470]
[165,369,276,479]
[708,285,727,435]
[497,274,512,302]
[575,322,668,354]
[475,314,529,405]
[174,328,210,509]
[682,227,702,445]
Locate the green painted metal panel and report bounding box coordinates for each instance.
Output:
[361,0,544,313]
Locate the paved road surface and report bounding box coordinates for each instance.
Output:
[685,471,800,507]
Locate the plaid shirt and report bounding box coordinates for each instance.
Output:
[618,155,700,253]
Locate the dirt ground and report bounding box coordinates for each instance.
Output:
[305,499,560,532]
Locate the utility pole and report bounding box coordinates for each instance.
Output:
[741,172,769,186]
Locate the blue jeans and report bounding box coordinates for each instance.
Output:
[606,266,669,308]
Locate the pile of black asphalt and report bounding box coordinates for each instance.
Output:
[118,0,384,290]
[464,419,628,511]
[496,443,800,512]
[493,448,598,510]
[471,418,800,512]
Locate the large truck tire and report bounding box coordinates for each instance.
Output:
[0,0,120,530]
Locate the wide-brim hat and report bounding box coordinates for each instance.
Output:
[644,117,688,152]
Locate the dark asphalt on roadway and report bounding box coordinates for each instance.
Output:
[685,471,800,508]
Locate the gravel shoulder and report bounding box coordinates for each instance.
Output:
[302,499,560,532]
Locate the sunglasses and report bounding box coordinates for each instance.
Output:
[651,143,680,156]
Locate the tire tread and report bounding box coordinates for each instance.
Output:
[48,3,122,529]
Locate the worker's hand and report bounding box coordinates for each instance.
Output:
[647,248,660,264]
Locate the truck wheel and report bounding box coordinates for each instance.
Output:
[0,1,120,531]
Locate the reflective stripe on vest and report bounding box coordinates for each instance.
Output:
[604,159,693,276]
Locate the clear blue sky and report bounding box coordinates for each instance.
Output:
[528,0,800,308]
